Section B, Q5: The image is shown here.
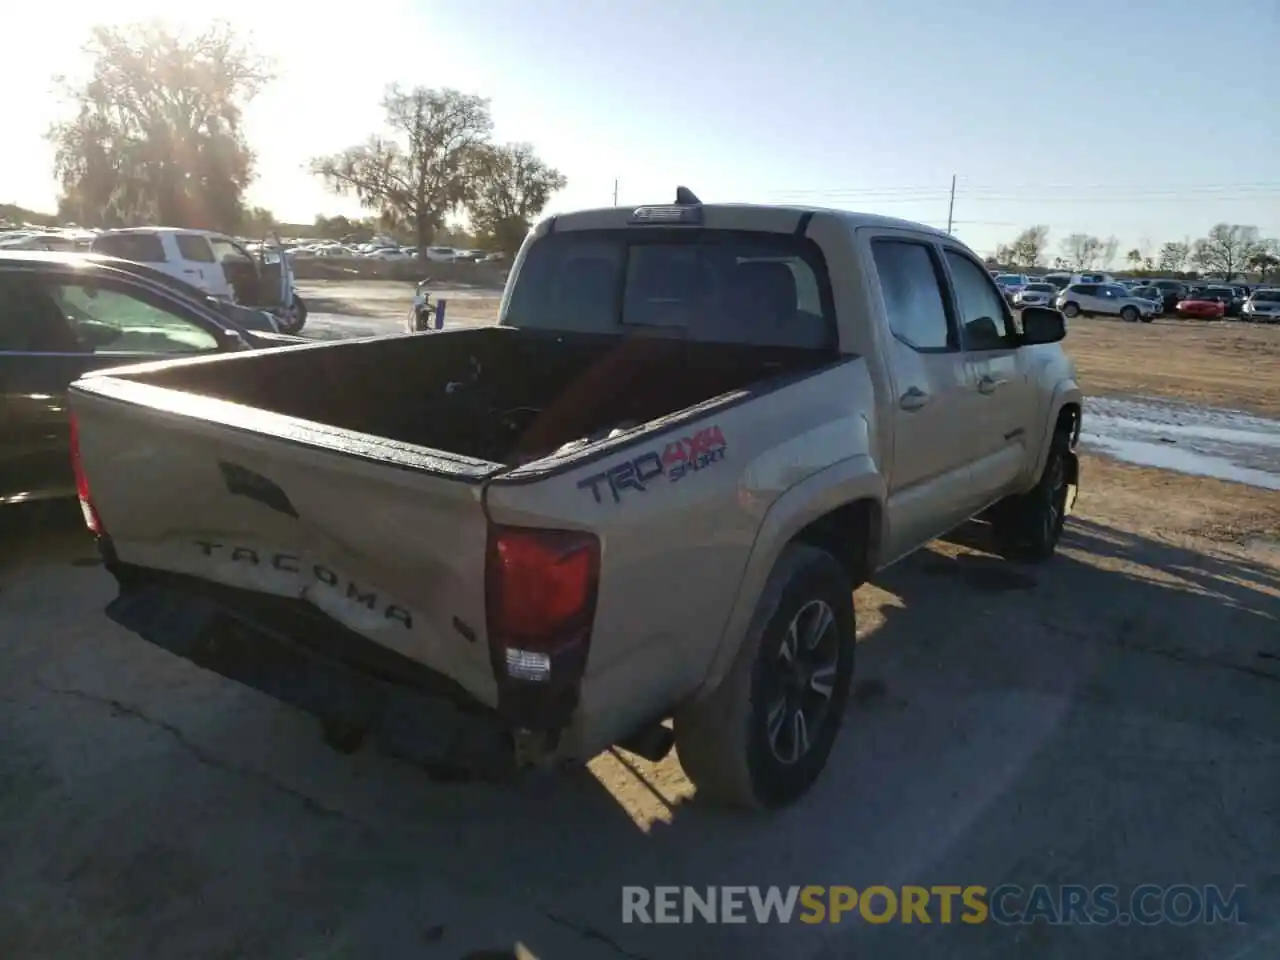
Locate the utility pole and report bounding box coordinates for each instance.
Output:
[946,174,956,234]
[613,179,619,206]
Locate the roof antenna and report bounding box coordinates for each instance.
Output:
[675,186,701,205]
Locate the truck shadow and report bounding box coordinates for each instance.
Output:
[2,514,1278,959]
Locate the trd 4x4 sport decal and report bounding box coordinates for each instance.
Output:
[577,425,728,504]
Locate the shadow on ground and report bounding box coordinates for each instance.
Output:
[0,511,1277,959]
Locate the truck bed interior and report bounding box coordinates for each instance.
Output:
[122,327,838,465]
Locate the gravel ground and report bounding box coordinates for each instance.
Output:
[0,283,1277,959]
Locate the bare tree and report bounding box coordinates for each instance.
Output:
[1061,233,1102,270]
[1157,241,1190,272]
[1099,236,1119,270]
[468,142,567,256]
[49,21,272,230]
[1191,223,1260,281]
[1006,225,1049,269]
[1125,248,1142,270]
[312,86,493,251]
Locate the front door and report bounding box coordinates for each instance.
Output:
[865,235,977,562]
[941,248,1038,510]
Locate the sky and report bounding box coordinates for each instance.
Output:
[4,0,1277,257]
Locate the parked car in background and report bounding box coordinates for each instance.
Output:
[1147,279,1189,312]
[1055,282,1157,321]
[1242,288,1280,323]
[0,251,304,506]
[1190,285,1243,317]
[993,274,1029,303]
[1013,281,1059,308]
[422,246,459,262]
[1174,292,1227,320]
[1129,285,1165,314]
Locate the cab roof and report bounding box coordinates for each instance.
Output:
[541,201,954,242]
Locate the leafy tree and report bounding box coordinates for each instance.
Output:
[1125,248,1142,270]
[1005,225,1049,269]
[49,22,271,231]
[1061,233,1102,270]
[1191,224,1260,281]
[1246,243,1280,282]
[312,86,492,251]
[469,142,567,256]
[1157,241,1189,272]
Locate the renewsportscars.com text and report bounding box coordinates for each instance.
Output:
[622,884,1248,926]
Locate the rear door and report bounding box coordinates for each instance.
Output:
[863,233,978,559]
[175,233,233,298]
[940,246,1038,509]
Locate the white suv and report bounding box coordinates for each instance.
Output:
[1055,282,1157,322]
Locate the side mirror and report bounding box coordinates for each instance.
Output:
[1021,306,1066,345]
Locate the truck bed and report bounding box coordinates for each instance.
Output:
[105,326,835,467]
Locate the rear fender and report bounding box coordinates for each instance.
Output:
[692,454,885,700]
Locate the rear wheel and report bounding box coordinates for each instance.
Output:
[675,545,856,810]
[279,294,307,334]
[1062,302,1080,318]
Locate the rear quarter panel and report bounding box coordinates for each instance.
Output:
[484,359,881,757]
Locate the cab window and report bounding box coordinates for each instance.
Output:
[944,250,1012,350]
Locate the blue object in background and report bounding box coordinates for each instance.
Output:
[434,299,448,330]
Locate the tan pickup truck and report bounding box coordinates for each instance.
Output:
[68,192,1082,809]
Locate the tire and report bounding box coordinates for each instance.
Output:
[989,428,1075,564]
[1140,314,1154,323]
[1120,306,1139,323]
[279,294,307,334]
[1061,302,1080,318]
[674,544,856,810]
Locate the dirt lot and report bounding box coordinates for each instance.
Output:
[1066,318,1280,417]
[0,283,1277,958]
[297,280,1280,415]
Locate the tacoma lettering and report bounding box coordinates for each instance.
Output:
[192,541,413,629]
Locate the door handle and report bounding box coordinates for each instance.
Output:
[899,387,930,411]
[977,375,1007,395]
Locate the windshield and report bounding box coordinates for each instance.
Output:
[503,229,834,349]
[995,275,1022,285]
[1025,283,1055,293]
[1252,290,1280,302]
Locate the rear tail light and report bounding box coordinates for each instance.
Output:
[68,411,104,535]
[485,525,600,684]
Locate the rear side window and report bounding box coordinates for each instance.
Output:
[91,233,167,263]
[870,239,954,351]
[175,234,216,262]
[504,230,834,350]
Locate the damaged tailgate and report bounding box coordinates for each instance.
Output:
[69,374,504,708]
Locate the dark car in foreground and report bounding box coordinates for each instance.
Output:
[0,252,305,506]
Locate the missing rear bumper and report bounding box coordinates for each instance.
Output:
[104,564,518,780]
